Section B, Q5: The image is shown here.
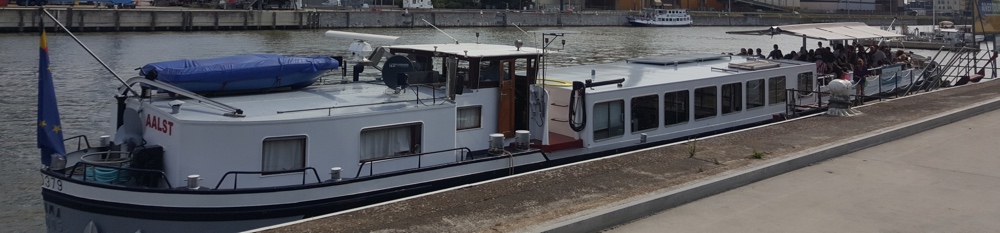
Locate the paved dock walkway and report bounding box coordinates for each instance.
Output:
[607,108,1000,233]
[257,79,1000,233]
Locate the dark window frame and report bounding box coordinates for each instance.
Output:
[694,86,718,120]
[631,94,659,133]
[664,90,690,126]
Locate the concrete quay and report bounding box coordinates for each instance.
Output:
[607,101,1000,232]
[250,78,1000,233]
[1,7,918,32]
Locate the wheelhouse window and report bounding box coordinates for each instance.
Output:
[457,106,482,130]
[631,95,659,132]
[797,72,814,95]
[664,90,690,126]
[768,76,787,105]
[262,136,306,172]
[593,100,624,140]
[747,79,765,109]
[360,123,422,162]
[694,86,717,120]
[721,82,743,114]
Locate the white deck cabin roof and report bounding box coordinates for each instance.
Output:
[383,43,542,58]
[543,54,813,93]
[144,81,450,123]
[726,22,904,41]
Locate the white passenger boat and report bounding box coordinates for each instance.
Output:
[38,27,922,232]
[627,8,693,27]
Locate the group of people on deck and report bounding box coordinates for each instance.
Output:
[736,41,916,96]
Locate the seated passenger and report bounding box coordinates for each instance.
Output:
[767,44,783,60]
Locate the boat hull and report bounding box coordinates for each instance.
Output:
[627,21,693,27]
[40,152,549,233]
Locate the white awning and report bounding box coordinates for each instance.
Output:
[726,22,904,41]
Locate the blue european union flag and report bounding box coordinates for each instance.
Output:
[37,20,66,167]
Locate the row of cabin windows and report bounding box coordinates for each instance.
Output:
[260,123,424,172]
[260,73,813,170]
[657,18,689,21]
[594,73,812,140]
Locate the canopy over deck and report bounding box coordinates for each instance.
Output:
[726,22,904,41]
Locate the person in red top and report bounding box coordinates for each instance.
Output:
[853,58,868,97]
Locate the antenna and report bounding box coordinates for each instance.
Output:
[421,18,459,44]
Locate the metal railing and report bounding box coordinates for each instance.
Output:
[123,77,244,117]
[213,167,322,190]
[785,88,886,116]
[63,135,91,151]
[66,161,173,189]
[356,147,472,178]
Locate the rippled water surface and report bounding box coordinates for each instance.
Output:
[0,26,916,232]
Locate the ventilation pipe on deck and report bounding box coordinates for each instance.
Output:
[330,167,342,181]
[169,100,184,114]
[187,175,202,190]
[515,130,530,151]
[489,133,505,155]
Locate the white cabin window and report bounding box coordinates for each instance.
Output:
[664,90,689,126]
[631,95,659,132]
[262,136,306,172]
[721,82,743,114]
[747,79,765,109]
[797,72,814,95]
[694,86,717,120]
[768,76,787,105]
[361,123,422,162]
[457,106,482,130]
[593,100,624,140]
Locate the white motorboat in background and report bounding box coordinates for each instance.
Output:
[627,8,693,27]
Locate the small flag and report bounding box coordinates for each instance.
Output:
[37,18,66,167]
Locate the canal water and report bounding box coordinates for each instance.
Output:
[0,26,932,232]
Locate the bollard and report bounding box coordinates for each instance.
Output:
[330,167,342,181]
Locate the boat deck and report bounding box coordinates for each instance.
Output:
[144,80,450,122]
[543,54,812,92]
[257,78,1000,232]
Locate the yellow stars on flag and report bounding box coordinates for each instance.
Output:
[38,120,61,133]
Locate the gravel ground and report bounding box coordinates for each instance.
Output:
[263,80,1000,233]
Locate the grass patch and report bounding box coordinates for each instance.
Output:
[750,148,768,159]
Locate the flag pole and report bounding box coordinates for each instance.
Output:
[39,8,137,96]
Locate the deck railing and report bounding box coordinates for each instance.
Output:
[213,167,322,190]
[63,135,91,151]
[356,147,472,178]
[67,160,173,189]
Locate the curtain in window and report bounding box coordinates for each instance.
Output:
[262,138,305,172]
[747,80,764,108]
[608,101,624,135]
[361,127,411,161]
[457,107,481,130]
[593,102,609,131]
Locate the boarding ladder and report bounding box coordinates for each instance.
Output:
[933,46,997,87]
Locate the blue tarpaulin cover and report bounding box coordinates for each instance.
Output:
[140,54,339,83]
